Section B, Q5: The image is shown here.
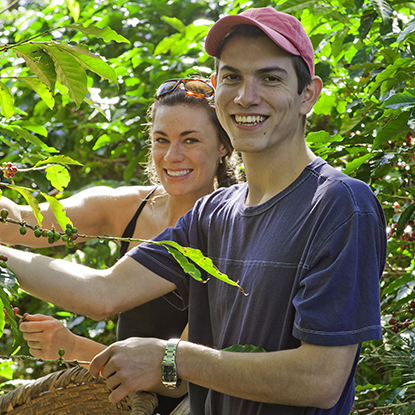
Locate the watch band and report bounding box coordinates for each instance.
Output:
[161,338,182,389]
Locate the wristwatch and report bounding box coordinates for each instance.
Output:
[161,338,182,389]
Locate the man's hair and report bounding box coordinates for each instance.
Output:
[215,24,312,95]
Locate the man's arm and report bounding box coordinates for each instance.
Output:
[0,245,176,320]
[90,337,358,409]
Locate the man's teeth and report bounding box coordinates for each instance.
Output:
[235,115,266,126]
[166,169,192,177]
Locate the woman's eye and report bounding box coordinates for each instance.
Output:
[154,137,168,144]
[184,138,199,144]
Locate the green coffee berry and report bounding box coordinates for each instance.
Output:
[53,232,60,242]
[62,234,69,242]
[42,229,49,238]
[66,223,73,229]
[34,229,42,238]
[0,261,7,268]
[19,226,27,235]
[0,209,8,219]
[48,236,54,244]
[47,230,54,238]
[66,240,75,248]
[72,227,78,234]
[58,348,65,357]
[65,228,72,236]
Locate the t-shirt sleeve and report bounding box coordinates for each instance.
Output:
[292,196,387,346]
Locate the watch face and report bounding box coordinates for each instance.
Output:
[162,364,176,383]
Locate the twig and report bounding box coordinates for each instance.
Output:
[0,0,19,16]
[0,354,90,366]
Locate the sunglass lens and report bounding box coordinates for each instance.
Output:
[155,80,179,98]
[184,81,214,97]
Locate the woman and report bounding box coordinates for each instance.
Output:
[1,78,238,414]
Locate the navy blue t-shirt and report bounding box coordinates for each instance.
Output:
[128,158,387,415]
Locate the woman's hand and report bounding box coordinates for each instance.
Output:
[19,314,77,360]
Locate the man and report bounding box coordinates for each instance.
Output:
[1,7,386,414]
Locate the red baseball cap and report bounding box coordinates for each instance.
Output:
[205,7,315,77]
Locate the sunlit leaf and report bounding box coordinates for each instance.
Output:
[374,112,411,148]
[83,98,109,120]
[3,184,43,226]
[0,81,15,119]
[158,240,247,295]
[40,44,88,108]
[12,120,48,137]
[66,24,130,43]
[14,44,56,90]
[42,194,72,230]
[342,153,372,175]
[22,77,55,109]
[45,165,71,191]
[65,0,80,22]
[160,16,185,32]
[12,126,57,153]
[57,42,118,85]
[35,155,83,167]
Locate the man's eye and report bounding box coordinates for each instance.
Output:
[185,138,199,144]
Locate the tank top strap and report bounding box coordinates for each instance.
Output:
[119,186,158,258]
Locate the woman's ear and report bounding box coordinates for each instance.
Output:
[300,76,323,115]
[211,74,216,89]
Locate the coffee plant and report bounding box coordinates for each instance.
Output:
[1,0,415,413]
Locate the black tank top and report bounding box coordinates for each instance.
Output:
[116,187,188,414]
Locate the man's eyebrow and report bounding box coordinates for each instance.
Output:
[218,64,240,74]
[256,66,288,76]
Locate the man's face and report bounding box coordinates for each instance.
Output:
[214,35,309,156]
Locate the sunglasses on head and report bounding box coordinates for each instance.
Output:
[155,79,215,100]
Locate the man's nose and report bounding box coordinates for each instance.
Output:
[234,80,261,107]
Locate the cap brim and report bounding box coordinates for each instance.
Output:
[205,14,301,58]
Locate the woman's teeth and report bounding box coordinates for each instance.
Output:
[235,115,266,126]
[166,169,192,177]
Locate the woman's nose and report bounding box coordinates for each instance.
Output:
[164,142,185,163]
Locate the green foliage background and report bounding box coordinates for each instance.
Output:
[1,0,415,413]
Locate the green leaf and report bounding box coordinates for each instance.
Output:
[158,241,247,295]
[3,184,43,226]
[0,81,15,119]
[374,111,411,148]
[396,202,415,237]
[0,296,4,339]
[34,155,83,167]
[57,42,118,85]
[65,0,80,22]
[397,21,415,44]
[342,153,372,175]
[160,244,204,282]
[276,0,320,13]
[160,16,185,32]
[45,165,71,191]
[42,194,72,230]
[83,98,108,120]
[306,131,343,144]
[12,126,57,153]
[370,0,393,21]
[0,277,19,344]
[381,93,415,109]
[14,44,57,90]
[0,360,14,380]
[222,344,267,353]
[22,77,55,109]
[66,24,130,44]
[12,120,48,137]
[40,44,88,109]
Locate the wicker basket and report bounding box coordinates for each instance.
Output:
[0,365,158,415]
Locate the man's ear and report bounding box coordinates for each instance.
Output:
[211,74,216,89]
[300,76,323,115]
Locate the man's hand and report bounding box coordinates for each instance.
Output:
[90,337,167,403]
[19,314,76,360]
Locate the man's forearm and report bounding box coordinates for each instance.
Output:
[176,341,359,409]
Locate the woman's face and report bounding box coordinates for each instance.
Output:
[152,104,227,199]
